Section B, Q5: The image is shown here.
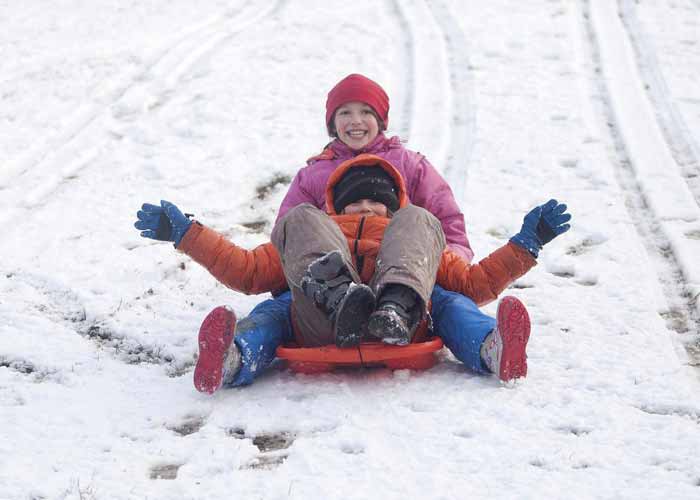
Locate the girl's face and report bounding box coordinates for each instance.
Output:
[342,198,388,217]
[333,102,380,150]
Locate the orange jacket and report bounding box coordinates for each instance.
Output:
[178,154,536,307]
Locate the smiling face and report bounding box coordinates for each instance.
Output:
[332,102,381,150]
[341,198,389,217]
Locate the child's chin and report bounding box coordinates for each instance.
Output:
[345,138,369,149]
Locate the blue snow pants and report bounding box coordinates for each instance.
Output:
[228,290,294,387]
[429,285,496,374]
[228,285,495,386]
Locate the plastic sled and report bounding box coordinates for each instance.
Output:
[276,337,444,374]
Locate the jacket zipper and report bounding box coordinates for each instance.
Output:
[353,216,366,276]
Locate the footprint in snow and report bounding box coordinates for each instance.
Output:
[558,158,578,169]
[252,432,295,452]
[684,229,700,240]
[555,425,592,436]
[573,270,599,286]
[452,430,474,439]
[340,441,365,455]
[228,429,295,470]
[566,233,608,256]
[244,455,288,470]
[167,414,207,436]
[150,463,181,480]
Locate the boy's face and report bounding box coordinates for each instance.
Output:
[333,102,380,150]
[342,199,388,217]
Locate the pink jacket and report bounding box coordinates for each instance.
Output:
[277,134,474,261]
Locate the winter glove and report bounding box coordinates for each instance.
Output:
[134,200,192,247]
[510,199,571,257]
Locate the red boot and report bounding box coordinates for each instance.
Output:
[193,306,241,394]
[481,296,531,382]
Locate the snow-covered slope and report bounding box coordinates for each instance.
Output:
[1,1,699,498]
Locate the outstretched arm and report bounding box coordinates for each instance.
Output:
[438,243,536,307]
[178,224,287,295]
[134,200,286,295]
[437,200,571,305]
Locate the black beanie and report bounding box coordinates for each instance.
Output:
[333,166,400,214]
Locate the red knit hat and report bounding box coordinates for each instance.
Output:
[325,74,390,134]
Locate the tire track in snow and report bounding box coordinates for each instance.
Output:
[617,0,700,205]
[0,0,284,227]
[580,1,700,365]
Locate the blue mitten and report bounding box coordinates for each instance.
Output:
[134,200,192,247]
[510,199,571,257]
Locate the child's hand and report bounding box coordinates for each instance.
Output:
[134,200,193,247]
[510,199,571,257]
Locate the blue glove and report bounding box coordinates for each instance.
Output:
[510,199,571,257]
[134,200,193,247]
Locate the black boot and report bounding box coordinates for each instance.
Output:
[367,284,420,345]
[334,284,375,348]
[301,251,375,348]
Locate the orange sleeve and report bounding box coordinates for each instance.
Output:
[177,223,287,295]
[436,242,536,307]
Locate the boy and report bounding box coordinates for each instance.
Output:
[135,155,571,392]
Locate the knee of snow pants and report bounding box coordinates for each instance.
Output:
[430,285,496,374]
[228,291,293,387]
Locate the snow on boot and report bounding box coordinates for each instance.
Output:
[334,283,376,348]
[480,296,531,382]
[194,306,241,394]
[300,250,354,319]
[367,284,420,346]
[301,250,375,347]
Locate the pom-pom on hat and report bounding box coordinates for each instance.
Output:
[326,74,390,134]
[333,165,399,214]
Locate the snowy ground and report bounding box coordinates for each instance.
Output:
[2,0,700,498]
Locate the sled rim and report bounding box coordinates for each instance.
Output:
[276,337,443,364]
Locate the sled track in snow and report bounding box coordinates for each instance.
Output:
[425,0,475,201]
[0,0,284,227]
[617,0,700,207]
[388,0,474,201]
[581,1,700,366]
[389,0,450,171]
[386,0,415,141]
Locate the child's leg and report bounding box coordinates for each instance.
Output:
[227,291,293,387]
[367,206,446,344]
[430,285,496,374]
[271,203,360,346]
[371,205,445,307]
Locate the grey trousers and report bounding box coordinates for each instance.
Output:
[271,203,446,346]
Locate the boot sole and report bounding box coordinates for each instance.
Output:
[496,296,531,381]
[194,306,237,394]
[334,284,375,348]
[367,309,411,346]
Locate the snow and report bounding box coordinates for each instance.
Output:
[1,0,700,498]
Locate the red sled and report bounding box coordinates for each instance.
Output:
[276,337,444,374]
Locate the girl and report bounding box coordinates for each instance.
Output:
[278,73,473,260]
